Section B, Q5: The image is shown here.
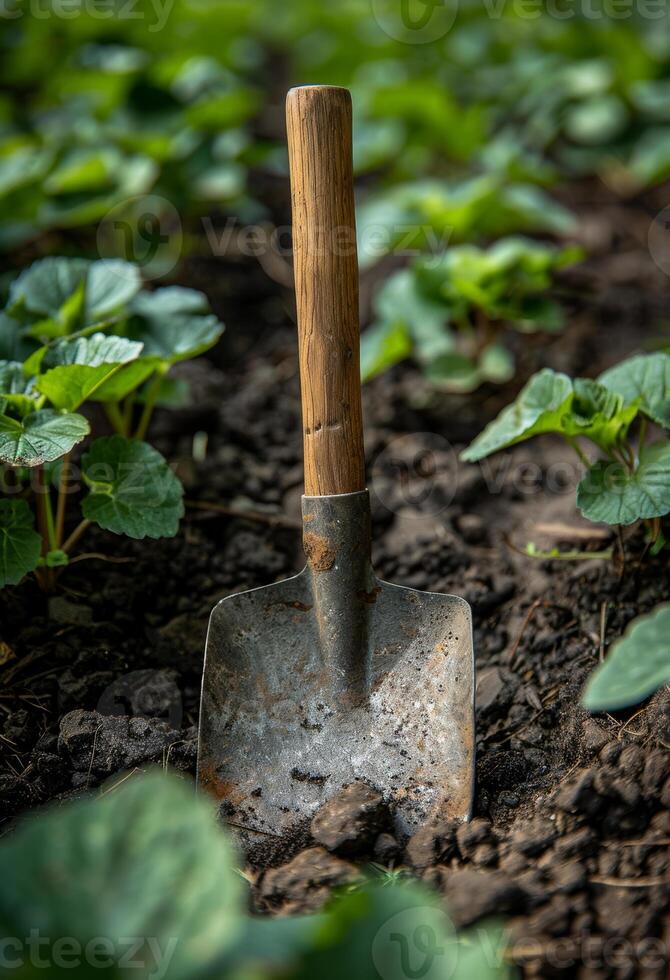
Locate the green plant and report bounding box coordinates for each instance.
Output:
[583,603,670,712]
[462,353,670,548]
[356,177,576,270]
[0,256,224,590]
[362,238,581,392]
[0,770,515,979]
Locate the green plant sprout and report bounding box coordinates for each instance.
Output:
[362,237,582,392]
[463,354,670,713]
[462,354,670,548]
[0,256,224,591]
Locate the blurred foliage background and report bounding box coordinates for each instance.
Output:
[3,0,670,244]
[1,0,669,386]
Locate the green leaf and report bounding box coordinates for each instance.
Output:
[0,772,243,978]
[7,257,141,327]
[0,360,32,396]
[82,436,184,539]
[35,333,143,411]
[287,882,512,980]
[577,442,670,525]
[564,378,638,449]
[0,498,41,587]
[130,286,211,317]
[86,259,143,319]
[360,320,412,382]
[599,353,670,429]
[461,369,573,462]
[128,288,224,364]
[89,358,161,403]
[372,269,450,364]
[0,409,89,466]
[0,312,36,361]
[9,256,90,318]
[583,603,670,711]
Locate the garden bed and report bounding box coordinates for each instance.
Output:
[1,189,669,978]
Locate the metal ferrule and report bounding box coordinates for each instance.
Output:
[301,491,375,699]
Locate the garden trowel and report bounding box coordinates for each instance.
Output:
[198,85,474,853]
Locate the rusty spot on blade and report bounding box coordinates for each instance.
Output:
[303,531,336,571]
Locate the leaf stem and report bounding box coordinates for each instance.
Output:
[104,402,127,437]
[134,369,166,441]
[62,519,91,556]
[567,437,591,469]
[54,453,71,548]
[122,394,135,434]
[638,417,648,459]
[35,467,56,592]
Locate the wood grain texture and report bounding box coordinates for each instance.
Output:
[286,85,366,496]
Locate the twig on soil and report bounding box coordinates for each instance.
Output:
[99,769,142,797]
[69,553,136,565]
[590,874,670,888]
[85,723,103,788]
[185,499,301,529]
[617,705,648,739]
[599,601,609,662]
[505,598,545,667]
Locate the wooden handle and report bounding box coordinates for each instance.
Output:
[286,85,366,497]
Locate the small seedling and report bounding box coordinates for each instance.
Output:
[0,256,224,590]
[462,353,670,549]
[362,237,581,392]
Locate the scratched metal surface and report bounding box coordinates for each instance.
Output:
[198,491,474,851]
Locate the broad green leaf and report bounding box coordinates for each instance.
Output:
[0,498,41,587]
[136,375,191,408]
[599,353,670,429]
[426,353,481,392]
[577,442,670,525]
[82,436,184,539]
[8,257,89,318]
[461,369,573,462]
[0,772,243,979]
[129,312,224,364]
[479,343,515,384]
[564,95,628,145]
[0,312,36,361]
[583,603,670,711]
[131,287,210,317]
[374,268,452,364]
[287,882,512,980]
[0,409,89,466]
[563,378,638,449]
[86,259,142,318]
[360,319,412,382]
[89,357,161,403]
[35,333,143,411]
[7,257,141,328]
[0,361,31,395]
[127,288,224,364]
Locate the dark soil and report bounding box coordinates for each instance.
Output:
[2,185,670,978]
